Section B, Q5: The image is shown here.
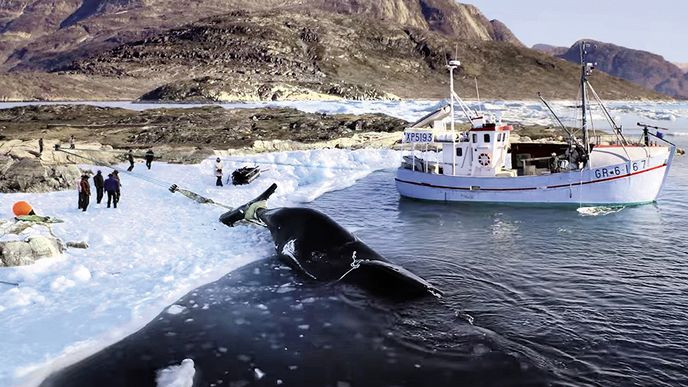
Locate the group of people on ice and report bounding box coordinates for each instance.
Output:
[77,170,122,211]
[75,149,157,212]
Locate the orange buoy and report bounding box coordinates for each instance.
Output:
[12,201,34,216]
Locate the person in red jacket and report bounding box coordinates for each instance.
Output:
[78,175,91,212]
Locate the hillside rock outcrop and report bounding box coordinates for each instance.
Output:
[0,139,119,193]
[0,236,63,267]
[0,0,520,73]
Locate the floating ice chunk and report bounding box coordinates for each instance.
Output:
[276,284,295,294]
[155,358,195,387]
[254,367,266,380]
[237,354,251,362]
[166,304,186,315]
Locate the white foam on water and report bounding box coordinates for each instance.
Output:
[576,206,625,216]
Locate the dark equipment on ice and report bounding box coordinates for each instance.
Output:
[231,166,261,185]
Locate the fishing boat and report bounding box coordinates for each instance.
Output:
[396,42,676,205]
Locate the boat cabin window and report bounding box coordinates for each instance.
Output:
[497,133,502,142]
[484,133,491,143]
[456,148,463,157]
[472,133,477,143]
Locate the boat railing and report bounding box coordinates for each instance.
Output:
[401,155,442,174]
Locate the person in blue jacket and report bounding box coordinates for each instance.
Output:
[104,173,120,208]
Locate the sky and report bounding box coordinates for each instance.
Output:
[466,0,688,63]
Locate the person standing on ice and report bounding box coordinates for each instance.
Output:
[69,135,75,149]
[79,175,91,212]
[76,175,84,209]
[38,138,44,154]
[93,170,104,204]
[127,150,135,172]
[145,149,155,170]
[112,170,122,203]
[104,173,119,208]
[215,157,224,187]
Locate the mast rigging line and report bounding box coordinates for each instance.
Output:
[223,158,380,172]
[537,92,574,140]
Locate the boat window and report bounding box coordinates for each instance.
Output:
[472,133,477,143]
[497,133,502,142]
[456,147,463,157]
[484,133,490,143]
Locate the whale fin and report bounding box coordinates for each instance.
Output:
[350,260,443,298]
[219,183,277,227]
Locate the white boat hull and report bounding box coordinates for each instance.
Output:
[396,147,675,205]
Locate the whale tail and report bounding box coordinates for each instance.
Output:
[219,183,277,227]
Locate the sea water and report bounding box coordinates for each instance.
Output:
[305,136,688,386]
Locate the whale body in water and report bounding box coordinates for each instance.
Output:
[220,183,441,298]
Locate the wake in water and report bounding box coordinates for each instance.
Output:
[576,206,625,216]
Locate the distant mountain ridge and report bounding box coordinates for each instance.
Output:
[535,40,688,99]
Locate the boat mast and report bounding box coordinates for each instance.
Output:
[579,41,590,154]
[448,60,459,176]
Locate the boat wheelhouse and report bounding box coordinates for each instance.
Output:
[396,44,676,205]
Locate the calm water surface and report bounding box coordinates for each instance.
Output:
[308,137,688,386]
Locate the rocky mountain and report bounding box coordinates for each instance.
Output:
[532,44,567,56]
[0,0,522,72]
[0,1,665,101]
[548,40,688,99]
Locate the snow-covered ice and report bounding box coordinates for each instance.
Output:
[0,148,400,387]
